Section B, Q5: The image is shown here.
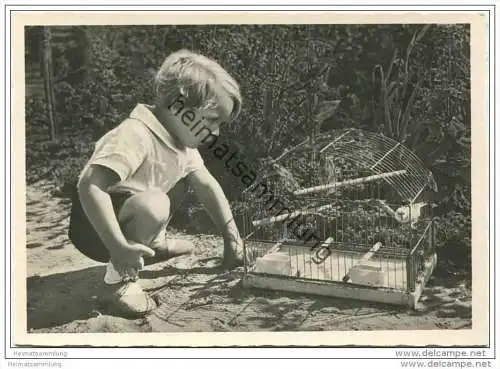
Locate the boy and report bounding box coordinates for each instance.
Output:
[68,49,245,317]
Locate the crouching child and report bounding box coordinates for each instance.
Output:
[68,49,246,317]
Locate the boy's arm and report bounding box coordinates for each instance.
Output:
[78,165,155,273]
[78,165,128,251]
[186,166,243,253]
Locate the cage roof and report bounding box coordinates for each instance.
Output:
[276,128,437,203]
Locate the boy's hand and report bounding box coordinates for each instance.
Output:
[109,241,156,280]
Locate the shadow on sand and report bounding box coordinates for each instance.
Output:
[27,265,107,330]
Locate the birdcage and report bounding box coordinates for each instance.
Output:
[241,129,438,308]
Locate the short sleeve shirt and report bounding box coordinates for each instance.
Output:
[79,104,205,194]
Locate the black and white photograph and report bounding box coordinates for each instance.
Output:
[13,9,489,349]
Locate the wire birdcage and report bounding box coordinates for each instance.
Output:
[242,129,438,307]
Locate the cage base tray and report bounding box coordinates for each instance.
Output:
[243,253,437,309]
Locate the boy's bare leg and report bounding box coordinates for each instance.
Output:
[118,181,194,266]
[167,179,247,268]
[101,183,193,317]
[146,179,194,265]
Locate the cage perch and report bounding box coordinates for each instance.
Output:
[267,238,287,254]
[293,170,408,196]
[251,203,335,227]
[373,199,397,217]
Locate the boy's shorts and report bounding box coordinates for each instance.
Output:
[68,182,133,263]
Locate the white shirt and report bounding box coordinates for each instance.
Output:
[80,103,205,194]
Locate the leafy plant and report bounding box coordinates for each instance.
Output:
[372,25,430,145]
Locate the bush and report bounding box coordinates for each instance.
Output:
[433,211,471,279]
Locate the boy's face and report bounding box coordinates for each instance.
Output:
[164,92,234,149]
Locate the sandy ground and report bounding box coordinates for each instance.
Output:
[26,180,472,335]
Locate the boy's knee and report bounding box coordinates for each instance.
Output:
[118,189,172,246]
[119,189,171,225]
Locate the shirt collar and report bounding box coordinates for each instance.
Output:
[129,103,183,153]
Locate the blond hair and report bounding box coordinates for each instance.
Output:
[154,49,242,121]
